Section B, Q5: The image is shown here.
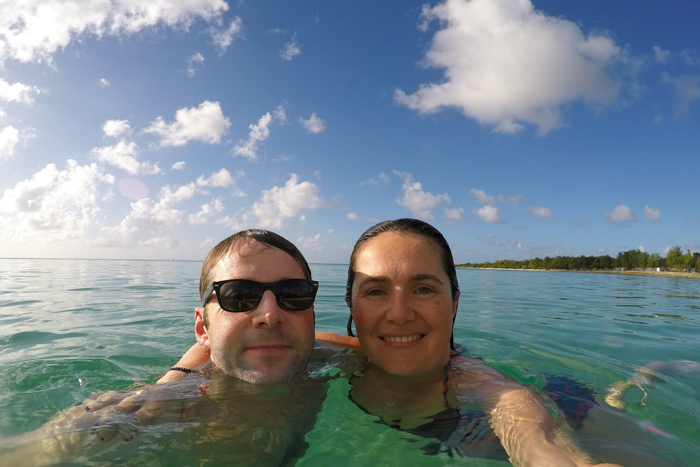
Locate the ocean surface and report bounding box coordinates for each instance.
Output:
[0,259,698,465]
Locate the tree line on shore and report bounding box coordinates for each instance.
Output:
[458,246,700,271]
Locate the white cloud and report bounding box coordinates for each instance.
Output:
[0,79,41,104]
[644,205,661,222]
[196,168,235,187]
[211,16,243,54]
[99,78,111,87]
[300,113,325,134]
[0,1,229,65]
[661,72,700,118]
[297,233,325,251]
[474,205,502,224]
[484,232,502,247]
[247,174,325,229]
[273,105,287,123]
[604,204,636,225]
[347,212,379,223]
[653,46,670,64]
[102,119,131,138]
[98,182,197,248]
[232,111,277,160]
[281,34,301,61]
[171,161,185,171]
[90,141,162,175]
[527,206,553,219]
[395,0,620,135]
[571,218,589,227]
[143,100,231,147]
[0,125,20,161]
[359,172,389,186]
[196,168,244,196]
[186,52,205,77]
[394,171,450,219]
[470,189,497,205]
[470,188,522,205]
[0,160,114,242]
[188,198,225,225]
[508,238,531,253]
[444,206,464,224]
[0,125,35,161]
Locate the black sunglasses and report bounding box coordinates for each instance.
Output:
[201,279,319,312]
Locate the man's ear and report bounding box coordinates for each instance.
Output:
[194,307,210,349]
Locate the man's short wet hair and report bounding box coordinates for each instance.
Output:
[199,229,312,301]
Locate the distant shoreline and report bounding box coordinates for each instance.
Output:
[457,267,700,279]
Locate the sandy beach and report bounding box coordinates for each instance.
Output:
[459,267,700,279]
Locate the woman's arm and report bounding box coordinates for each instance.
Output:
[157,343,209,383]
[158,332,361,384]
[449,357,620,467]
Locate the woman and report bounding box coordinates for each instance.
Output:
[320,219,622,466]
[163,219,620,466]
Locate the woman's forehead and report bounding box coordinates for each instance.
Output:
[356,232,442,272]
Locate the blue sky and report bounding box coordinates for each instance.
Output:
[1,0,698,264]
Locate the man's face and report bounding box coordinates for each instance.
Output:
[195,240,315,383]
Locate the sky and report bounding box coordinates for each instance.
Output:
[0,0,699,264]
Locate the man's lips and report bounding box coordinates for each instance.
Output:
[380,334,424,344]
[245,344,293,353]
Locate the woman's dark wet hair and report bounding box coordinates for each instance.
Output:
[345,218,460,349]
[199,229,312,300]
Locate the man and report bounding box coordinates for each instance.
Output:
[0,230,328,466]
[192,228,317,383]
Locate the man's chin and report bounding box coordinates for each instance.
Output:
[216,360,306,384]
[232,366,301,384]
[212,348,310,384]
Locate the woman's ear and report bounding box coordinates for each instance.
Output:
[194,307,210,349]
[452,290,460,318]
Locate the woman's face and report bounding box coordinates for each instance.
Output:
[350,231,458,377]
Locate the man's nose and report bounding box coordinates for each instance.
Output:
[252,290,283,327]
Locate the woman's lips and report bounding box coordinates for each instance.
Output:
[381,334,423,344]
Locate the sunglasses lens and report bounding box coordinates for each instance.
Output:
[218,280,262,312]
[275,279,317,311]
[214,279,317,312]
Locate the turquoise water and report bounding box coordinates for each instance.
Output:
[0,259,698,465]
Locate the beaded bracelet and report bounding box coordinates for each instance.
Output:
[170,366,194,373]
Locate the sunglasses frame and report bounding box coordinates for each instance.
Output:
[201,278,319,312]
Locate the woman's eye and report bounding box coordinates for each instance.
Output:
[366,288,385,296]
[416,286,434,294]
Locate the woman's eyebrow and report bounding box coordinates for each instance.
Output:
[357,275,390,287]
[357,274,444,287]
[410,273,444,284]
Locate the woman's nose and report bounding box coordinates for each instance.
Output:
[385,292,415,325]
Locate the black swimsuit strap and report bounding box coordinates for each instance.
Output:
[442,363,450,409]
